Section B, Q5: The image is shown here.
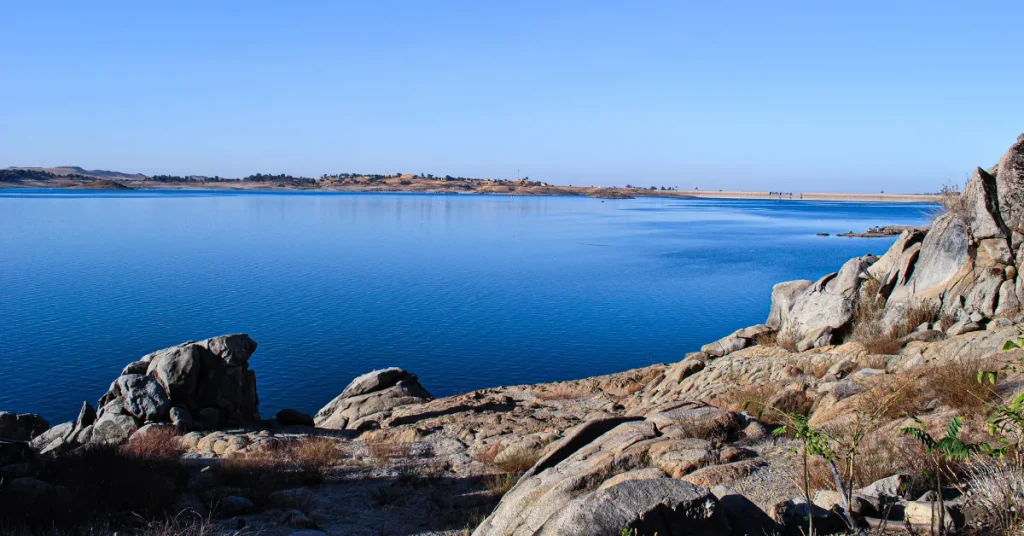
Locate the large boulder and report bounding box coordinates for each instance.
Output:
[472,413,749,536]
[0,412,49,441]
[532,479,730,536]
[70,334,263,447]
[314,368,433,430]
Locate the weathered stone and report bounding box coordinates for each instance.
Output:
[74,401,97,430]
[701,336,748,358]
[856,474,908,503]
[29,422,73,452]
[946,320,982,336]
[200,333,258,366]
[169,407,192,431]
[646,405,739,439]
[766,280,813,330]
[0,412,49,441]
[91,413,138,444]
[114,374,171,422]
[315,368,433,430]
[682,459,767,488]
[515,479,730,536]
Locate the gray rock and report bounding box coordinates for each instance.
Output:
[315,368,433,430]
[200,333,258,366]
[91,413,138,444]
[146,343,203,408]
[531,479,730,536]
[766,280,813,330]
[121,360,149,375]
[29,422,73,452]
[701,336,748,358]
[169,407,192,431]
[0,412,50,441]
[946,320,982,336]
[114,374,171,422]
[74,401,97,430]
[734,324,773,339]
[856,474,909,503]
[824,359,856,380]
[719,493,781,536]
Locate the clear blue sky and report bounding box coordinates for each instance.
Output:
[2,1,1022,192]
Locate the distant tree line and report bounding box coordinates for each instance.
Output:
[242,173,316,185]
[0,169,93,182]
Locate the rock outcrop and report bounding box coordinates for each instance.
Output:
[473,408,750,536]
[769,134,1024,348]
[31,334,261,452]
[314,368,432,430]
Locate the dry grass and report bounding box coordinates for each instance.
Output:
[713,383,779,425]
[753,330,777,347]
[485,473,517,498]
[364,437,414,464]
[124,427,186,461]
[919,358,1001,417]
[850,284,939,355]
[960,458,1024,536]
[938,181,974,227]
[134,509,244,536]
[494,450,541,475]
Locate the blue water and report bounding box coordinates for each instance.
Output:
[0,190,935,422]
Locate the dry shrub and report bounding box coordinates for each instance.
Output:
[485,473,516,498]
[868,374,927,420]
[215,437,337,497]
[124,427,186,461]
[364,437,414,463]
[134,510,228,536]
[938,181,974,227]
[919,358,1000,417]
[493,450,541,475]
[289,437,339,480]
[753,330,777,347]
[851,289,938,356]
[849,431,932,497]
[960,458,1024,536]
[714,383,778,424]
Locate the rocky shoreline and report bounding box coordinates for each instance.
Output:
[3,135,1024,535]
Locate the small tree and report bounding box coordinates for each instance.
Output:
[773,413,854,533]
[900,416,989,535]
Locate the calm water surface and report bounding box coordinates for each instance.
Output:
[0,190,935,421]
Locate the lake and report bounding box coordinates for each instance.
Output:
[0,190,935,422]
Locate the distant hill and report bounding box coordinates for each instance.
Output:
[6,166,148,181]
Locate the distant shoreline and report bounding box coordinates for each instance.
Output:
[0,170,941,204]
